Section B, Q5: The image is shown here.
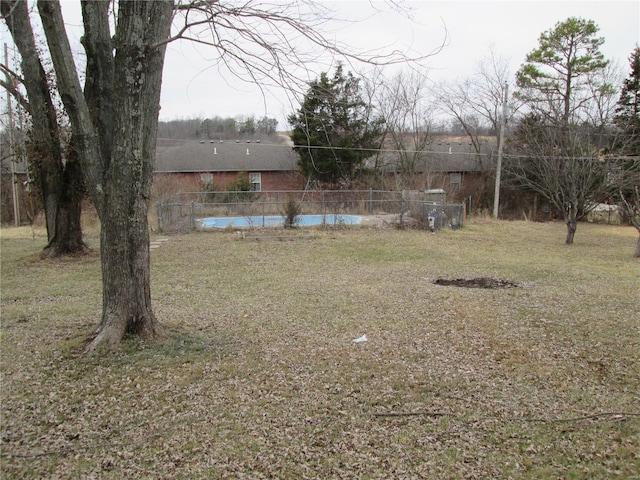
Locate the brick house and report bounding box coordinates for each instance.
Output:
[154,134,305,193]
[370,136,496,204]
[154,132,494,195]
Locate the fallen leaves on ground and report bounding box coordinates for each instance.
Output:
[1,221,639,478]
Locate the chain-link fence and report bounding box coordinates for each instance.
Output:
[155,190,465,233]
[406,201,465,231]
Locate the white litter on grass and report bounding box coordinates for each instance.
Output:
[352,334,367,343]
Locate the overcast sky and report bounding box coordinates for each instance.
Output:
[3,1,639,130]
[158,0,639,129]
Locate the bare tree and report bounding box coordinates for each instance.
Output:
[34,0,173,353]
[507,68,634,245]
[369,70,436,189]
[433,49,520,213]
[1,0,86,256]
[434,49,517,154]
[505,116,613,243]
[20,0,438,354]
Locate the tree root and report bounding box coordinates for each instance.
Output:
[83,315,166,356]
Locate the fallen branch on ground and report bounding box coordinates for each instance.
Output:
[373,411,640,422]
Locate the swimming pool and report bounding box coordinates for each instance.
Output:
[198,214,362,229]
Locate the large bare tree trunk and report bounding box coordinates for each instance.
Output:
[565,219,577,245]
[563,199,579,245]
[1,0,86,256]
[88,0,171,350]
[42,145,87,257]
[38,0,173,353]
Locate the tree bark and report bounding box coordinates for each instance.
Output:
[80,0,114,167]
[564,199,578,245]
[38,0,174,353]
[42,143,87,257]
[565,219,577,245]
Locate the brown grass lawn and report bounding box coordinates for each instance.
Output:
[1,220,639,479]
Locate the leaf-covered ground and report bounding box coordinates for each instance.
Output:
[1,220,639,479]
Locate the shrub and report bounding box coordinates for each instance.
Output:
[282,196,302,228]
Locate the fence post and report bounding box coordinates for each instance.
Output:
[369,188,373,213]
[190,201,195,231]
[157,202,164,233]
[463,202,467,227]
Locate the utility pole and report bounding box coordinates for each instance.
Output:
[493,81,508,219]
[5,43,20,226]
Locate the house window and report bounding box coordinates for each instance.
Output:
[200,173,213,184]
[450,172,461,189]
[249,172,261,191]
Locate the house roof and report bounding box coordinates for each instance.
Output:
[155,134,497,175]
[155,138,299,173]
[371,136,497,173]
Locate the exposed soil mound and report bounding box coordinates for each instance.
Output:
[434,277,519,289]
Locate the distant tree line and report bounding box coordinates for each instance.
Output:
[157,115,278,140]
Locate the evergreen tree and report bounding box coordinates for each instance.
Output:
[515,17,609,127]
[614,46,640,154]
[288,64,384,185]
[612,47,640,257]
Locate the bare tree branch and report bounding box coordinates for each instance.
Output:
[154,0,445,98]
[0,76,30,112]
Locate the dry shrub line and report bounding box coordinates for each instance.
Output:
[373,411,640,422]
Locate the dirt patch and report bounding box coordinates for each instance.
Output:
[434,277,519,289]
